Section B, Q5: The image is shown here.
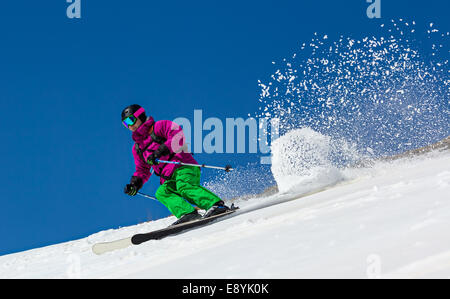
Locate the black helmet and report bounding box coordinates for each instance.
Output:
[121,104,147,123]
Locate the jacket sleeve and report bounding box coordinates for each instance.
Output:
[154,120,187,154]
[132,144,152,184]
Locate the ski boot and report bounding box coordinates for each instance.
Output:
[203,200,231,218]
[171,210,202,226]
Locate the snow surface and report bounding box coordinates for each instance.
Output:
[1,149,449,278]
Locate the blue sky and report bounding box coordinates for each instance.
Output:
[0,0,448,255]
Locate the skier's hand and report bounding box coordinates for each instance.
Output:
[146,153,159,166]
[124,184,138,196]
[146,144,170,165]
[124,176,143,196]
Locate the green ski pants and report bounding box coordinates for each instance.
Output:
[155,166,222,218]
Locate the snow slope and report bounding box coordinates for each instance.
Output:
[1,149,449,278]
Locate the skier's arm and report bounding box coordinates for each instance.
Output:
[131,144,152,184]
[154,120,187,154]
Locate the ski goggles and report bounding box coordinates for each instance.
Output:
[122,107,145,128]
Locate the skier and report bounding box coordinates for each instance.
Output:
[121,104,230,225]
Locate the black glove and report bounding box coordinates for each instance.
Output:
[146,144,170,166]
[124,176,143,196]
[146,152,159,166]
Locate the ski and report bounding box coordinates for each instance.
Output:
[92,237,132,255]
[131,204,239,245]
[92,204,238,255]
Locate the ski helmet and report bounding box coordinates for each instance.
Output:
[121,104,147,124]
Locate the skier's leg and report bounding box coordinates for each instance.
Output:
[155,180,196,218]
[174,166,223,210]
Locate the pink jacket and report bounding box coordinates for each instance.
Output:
[131,117,198,185]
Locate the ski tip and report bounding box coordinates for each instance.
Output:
[91,237,133,255]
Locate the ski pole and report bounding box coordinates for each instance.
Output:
[134,169,159,201]
[156,159,233,172]
[137,192,158,202]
